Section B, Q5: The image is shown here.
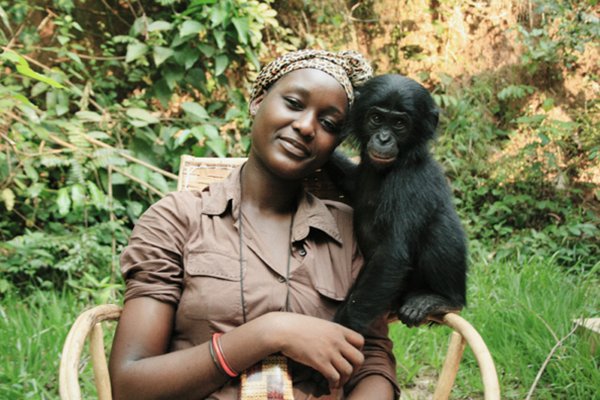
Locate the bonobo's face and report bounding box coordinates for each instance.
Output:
[362,105,411,168]
[351,74,439,171]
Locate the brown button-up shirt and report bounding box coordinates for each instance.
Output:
[121,166,399,399]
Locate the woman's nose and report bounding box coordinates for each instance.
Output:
[292,111,316,139]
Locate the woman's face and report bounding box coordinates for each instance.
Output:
[249,68,348,180]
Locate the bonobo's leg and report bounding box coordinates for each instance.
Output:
[397,218,467,327]
[324,150,358,197]
[334,246,410,334]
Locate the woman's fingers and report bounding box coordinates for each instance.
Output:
[271,312,365,387]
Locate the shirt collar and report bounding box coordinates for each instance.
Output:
[200,164,343,245]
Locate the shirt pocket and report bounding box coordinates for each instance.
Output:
[180,251,244,322]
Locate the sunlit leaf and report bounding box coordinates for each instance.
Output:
[126,108,159,125]
[181,102,209,121]
[232,17,249,44]
[1,188,15,211]
[147,20,173,32]
[153,46,174,66]
[76,111,103,122]
[0,6,12,34]
[149,172,170,194]
[125,42,149,63]
[70,184,86,208]
[179,20,203,37]
[56,187,71,216]
[214,54,228,76]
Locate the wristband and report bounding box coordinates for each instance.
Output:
[212,333,239,378]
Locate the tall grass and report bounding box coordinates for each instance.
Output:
[1,258,598,399]
[0,291,107,399]
[391,259,600,399]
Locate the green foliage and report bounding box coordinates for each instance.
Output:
[518,1,599,75]
[0,0,287,294]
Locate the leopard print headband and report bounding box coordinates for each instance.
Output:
[249,49,373,110]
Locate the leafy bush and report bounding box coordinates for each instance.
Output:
[0,0,289,295]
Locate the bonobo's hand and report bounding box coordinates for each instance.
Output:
[269,312,365,391]
[398,293,460,327]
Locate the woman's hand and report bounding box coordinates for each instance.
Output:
[267,312,365,389]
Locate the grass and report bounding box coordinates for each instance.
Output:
[0,290,113,399]
[1,258,598,399]
[391,258,600,399]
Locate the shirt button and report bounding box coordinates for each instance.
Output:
[277,276,286,283]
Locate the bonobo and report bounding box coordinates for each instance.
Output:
[328,74,468,334]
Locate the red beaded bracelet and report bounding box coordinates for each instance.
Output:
[212,333,238,378]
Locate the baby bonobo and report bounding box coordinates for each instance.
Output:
[328,74,467,334]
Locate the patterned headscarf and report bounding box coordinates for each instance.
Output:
[249,49,373,109]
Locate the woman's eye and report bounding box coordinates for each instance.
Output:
[285,97,303,110]
[320,119,339,133]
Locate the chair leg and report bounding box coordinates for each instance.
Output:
[90,323,112,400]
[433,331,466,400]
[442,313,500,400]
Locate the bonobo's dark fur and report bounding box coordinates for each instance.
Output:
[328,74,468,334]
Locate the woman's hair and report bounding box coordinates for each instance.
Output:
[249,49,373,108]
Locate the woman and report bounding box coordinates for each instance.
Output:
[109,49,399,399]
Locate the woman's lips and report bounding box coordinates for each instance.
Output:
[278,136,311,159]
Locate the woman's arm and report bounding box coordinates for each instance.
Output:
[347,375,395,399]
[109,297,366,400]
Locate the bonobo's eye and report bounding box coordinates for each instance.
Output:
[369,112,383,125]
[393,118,405,130]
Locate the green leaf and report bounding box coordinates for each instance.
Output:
[149,172,170,194]
[198,44,215,57]
[126,108,160,125]
[76,111,103,122]
[147,20,173,32]
[210,6,228,27]
[153,46,174,66]
[232,17,249,44]
[181,102,209,121]
[125,42,149,63]
[164,66,185,89]
[56,187,71,216]
[0,6,12,34]
[87,181,106,209]
[70,184,86,208]
[174,47,200,70]
[1,188,15,211]
[207,137,227,158]
[153,79,173,108]
[15,63,64,88]
[180,20,203,37]
[213,31,226,49]
[214,54,229,76]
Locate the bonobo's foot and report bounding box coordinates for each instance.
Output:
[397,293,462,327]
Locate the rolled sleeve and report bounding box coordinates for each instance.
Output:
[120,192,192,305]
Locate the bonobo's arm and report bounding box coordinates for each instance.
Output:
[325,149,359,197]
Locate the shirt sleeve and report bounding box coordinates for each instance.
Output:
[120,192,193,305]
[346,316,400,399]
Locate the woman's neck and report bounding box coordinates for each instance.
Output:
[241,157,302,216]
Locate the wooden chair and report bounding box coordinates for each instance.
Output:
[59,156,500,400]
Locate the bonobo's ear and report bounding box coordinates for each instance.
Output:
[424,106,440,138]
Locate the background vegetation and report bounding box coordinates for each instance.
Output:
[1,0,598,398]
